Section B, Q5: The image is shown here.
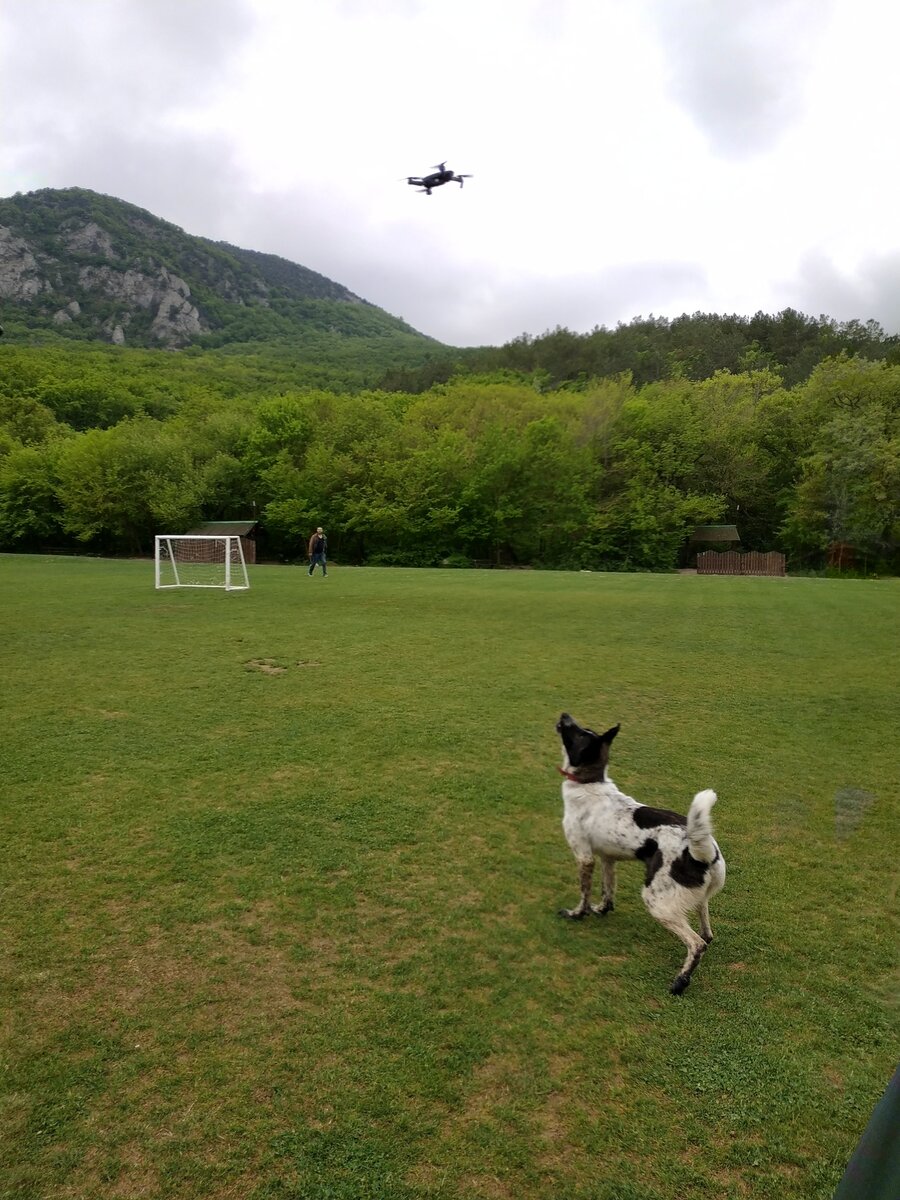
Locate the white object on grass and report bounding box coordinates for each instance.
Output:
[154,535,249,591]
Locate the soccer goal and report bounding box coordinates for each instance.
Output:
[155,535,249,590]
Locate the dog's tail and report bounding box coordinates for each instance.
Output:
[686,789,719,862]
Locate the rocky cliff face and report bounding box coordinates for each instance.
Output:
[75,264,204,342]
[0,219,206,346]
[0,226,45,303]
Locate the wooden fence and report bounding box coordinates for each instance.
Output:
[696,550,786,576]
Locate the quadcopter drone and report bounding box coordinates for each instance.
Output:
[406,162,472,195]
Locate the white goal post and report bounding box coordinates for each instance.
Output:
[155,535,249,591]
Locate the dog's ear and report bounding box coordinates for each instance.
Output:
[601,724,620,743]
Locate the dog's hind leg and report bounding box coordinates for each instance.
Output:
[644,900,709,995]
[698,900,713,944]
[559,858,595,919]
[663,915,708,995]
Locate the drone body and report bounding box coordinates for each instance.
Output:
[406,162,472,195]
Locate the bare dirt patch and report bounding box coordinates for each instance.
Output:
[244,659,287,675]
[242,658,322,674]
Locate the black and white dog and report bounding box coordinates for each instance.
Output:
[556,713,726,995]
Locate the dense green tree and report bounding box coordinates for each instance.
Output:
[54,418,203,551]
[0,443,64,547]
[777,357,900,569]
[0,393,65,445]
[456,417,595,564]
[37,380,138,431]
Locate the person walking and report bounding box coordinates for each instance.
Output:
[307,526,328,576]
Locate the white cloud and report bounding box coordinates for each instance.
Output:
[789,251,900,332]
[646,0,833,157]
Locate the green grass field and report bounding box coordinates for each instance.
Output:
[1,556,896,1200]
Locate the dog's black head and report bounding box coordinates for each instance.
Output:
[556,713,620,782]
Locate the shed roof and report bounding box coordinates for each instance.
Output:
[690,524,741,543]
[187,521,257,537]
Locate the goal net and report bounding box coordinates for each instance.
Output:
[155,535,249,590]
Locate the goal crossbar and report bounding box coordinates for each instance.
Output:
[155,535,249,591]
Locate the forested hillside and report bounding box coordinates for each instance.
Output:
[0,188,440,384]
[1,343,897,573]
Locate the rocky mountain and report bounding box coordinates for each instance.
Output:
[0,187,432,350]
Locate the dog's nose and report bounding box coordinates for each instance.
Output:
[557,712,573,730]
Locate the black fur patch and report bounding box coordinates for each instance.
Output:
[633,806,687,829]
[669,848,710,888]
[556,715,618,774]
[635,838,663,887]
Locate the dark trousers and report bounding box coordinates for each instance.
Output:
[308,552,327,576]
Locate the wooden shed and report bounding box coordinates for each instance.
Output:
[187,521,258,564]
[689,524,741,547]
[688,524,785,575]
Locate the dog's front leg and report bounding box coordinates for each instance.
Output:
[591,855,616,915]
[559,858,595,919]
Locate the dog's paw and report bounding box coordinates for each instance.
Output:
[669,974,691,996]
[558,907,588,919]
[591,900,614,917]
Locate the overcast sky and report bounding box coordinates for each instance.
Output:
[3,0,900,347]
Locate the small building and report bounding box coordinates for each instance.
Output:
[682,525,741,568]
[688,525,785,576]
[187,521,258,564]
[689,524,741,548]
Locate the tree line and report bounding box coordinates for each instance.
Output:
[382,309,900,393]
[1,342,897,572]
